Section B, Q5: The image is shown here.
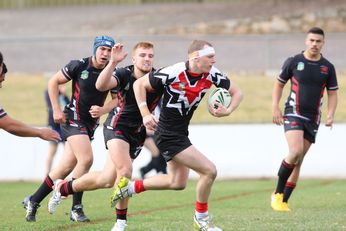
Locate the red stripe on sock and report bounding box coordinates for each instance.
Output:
[116,208,128,215]
[195,201,208,213]
[45,175,54,188]
[285,181,296,188]
[134,180,145,193]
[282,160,295,169]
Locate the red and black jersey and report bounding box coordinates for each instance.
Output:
[0,105,6,118]
[62,57,108,127]
[104,65,162,132]
[278,53,338,124]
[149,61,230,133]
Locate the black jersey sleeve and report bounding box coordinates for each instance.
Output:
[149,67,166,91]
[326,64,338,91]
[210,66,231,90]
[113,67,130,92]
[278,57,294,84]
[62,58,86,81]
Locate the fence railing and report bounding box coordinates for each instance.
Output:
[0,0,228,8]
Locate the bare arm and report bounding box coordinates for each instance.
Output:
[325,90,338,127]
[96,43,128,91]
[48,71,70,124]
[133,74,157,131]
[0,115,60,142]
[272,80,285,125]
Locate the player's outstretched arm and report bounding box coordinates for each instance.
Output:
[0,115,61,142]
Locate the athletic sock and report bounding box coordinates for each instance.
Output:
[115,208,127,220]
[283,181,296,202]
[195,201,208,219]
[275,160,295,194]
[31,175,54,203]
[133,180,145,194]
[59,180,74,197]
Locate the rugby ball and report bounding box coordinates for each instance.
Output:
[208,87,231,109]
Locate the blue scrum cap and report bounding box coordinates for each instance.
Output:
[93,35,115,55]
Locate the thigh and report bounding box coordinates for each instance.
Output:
[173,145,215,175]
[67,134,93,161]
[107,139,133,172]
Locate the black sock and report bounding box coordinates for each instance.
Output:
[275,160,295,194]
[71,178,83,207]
[60,180,74,197]
[116,208,127,220]
[283,182,296,202]
[31,175,54,204]
[141,160,156,174]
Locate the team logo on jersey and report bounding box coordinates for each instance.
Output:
[125,83,130,91]
[179,82,186,90]
[297,62,304,71]
[81,70,89,80]
[320,65,329,74]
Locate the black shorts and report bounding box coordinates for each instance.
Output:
[103,125,146,160]
[283,116,319,143]
[154,128,192,162]
[61,119,97,141]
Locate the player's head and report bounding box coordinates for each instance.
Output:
[188,40,215,74]
[132,41,154,74]
[93,35,115,56]
[305,27,325,56]
[92,35,115,68]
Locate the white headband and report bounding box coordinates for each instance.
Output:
[189,46,215,59]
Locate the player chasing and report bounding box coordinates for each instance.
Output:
[110,40,243,231]
[23,35,117,222]
[271,27,338,212]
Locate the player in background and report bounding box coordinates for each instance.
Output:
[271,27,338,212]
[23,36,117,222]
[48,42,162,231]
[111,40,243,231]
[0,52,60,141]
[44,84,70,175]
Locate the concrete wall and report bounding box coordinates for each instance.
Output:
[1,124,345,181]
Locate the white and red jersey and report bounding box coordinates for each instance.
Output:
[149,61,230,133]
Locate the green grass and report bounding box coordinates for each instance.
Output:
[1,73,345,125]
[1,179,346,230]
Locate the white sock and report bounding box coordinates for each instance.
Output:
[195,211,209,220]
[127,181,136,195]
[116,219,127,225]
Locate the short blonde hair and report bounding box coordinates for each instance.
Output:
[132,42,154,56]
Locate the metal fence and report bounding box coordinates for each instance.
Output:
[0,0,228,8]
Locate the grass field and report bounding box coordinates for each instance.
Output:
[1,179,346,230]
[1,73,345,126]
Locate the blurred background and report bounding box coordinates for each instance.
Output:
[1,0,345,180]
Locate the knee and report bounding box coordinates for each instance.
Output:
[171,181,187,190]
[78,156,93,169]
[204,164,218,181]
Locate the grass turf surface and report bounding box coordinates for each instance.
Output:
[1,179,345,230]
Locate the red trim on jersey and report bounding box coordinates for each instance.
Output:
[291,76,300,115]
[111,92,125,128]
[171,72,212,105]
[73,82,81,120]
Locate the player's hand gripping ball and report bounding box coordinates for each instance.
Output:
[207,88,231,112]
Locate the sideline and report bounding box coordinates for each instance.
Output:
[1,124,345,180]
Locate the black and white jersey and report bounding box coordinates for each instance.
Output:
[149,61,230,133]
[104,65,162,131]
[62,57,108,127]
[279,53,338,124]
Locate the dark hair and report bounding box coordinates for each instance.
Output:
[308,27,324,37]
[0,52,3,65]
[188,40,213,55]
